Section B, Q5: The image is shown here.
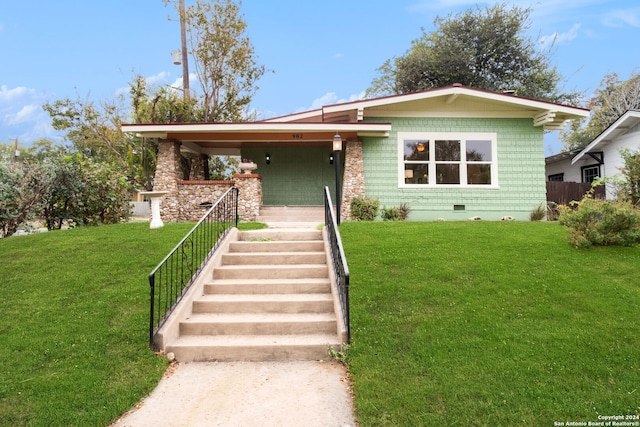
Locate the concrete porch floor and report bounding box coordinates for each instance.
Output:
[256,206,326,228]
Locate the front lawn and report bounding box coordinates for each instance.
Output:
[2,221,638,426]
[341,222,640,426]
[0,222,194,427]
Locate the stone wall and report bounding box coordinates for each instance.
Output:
[341,139,365,221]
[189,154,209,181]
[159,176,263,222]
[233,174,262,221]
[154,140,263,223]
[170,181,235,222]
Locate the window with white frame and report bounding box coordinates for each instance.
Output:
[581,165,600,183]
[399,132,497,187]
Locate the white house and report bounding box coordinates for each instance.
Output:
[545,110,640,198]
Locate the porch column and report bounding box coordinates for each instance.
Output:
[341,139,365,221]
[233,173,262,221]
[189,153,209,181]
[154,139,182,222]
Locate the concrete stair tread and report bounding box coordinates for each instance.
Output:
[216,264,327,269]
[196,293,332,302]
[224,251,325,256]
[169,333,341,347]
[207,278,331,286]
[183,312,337,323]
[238,231,322,242]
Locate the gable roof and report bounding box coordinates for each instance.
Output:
[266,84,589,130]
[571,110,640,165]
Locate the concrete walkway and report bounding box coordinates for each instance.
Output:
[112,218,357,426]
[111,360,356,427]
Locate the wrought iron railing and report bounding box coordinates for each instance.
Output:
[148,187,239,349]
[323,186,351,343]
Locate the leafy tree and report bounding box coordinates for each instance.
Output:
[617,148,640,205]
[0,161,53,237]
[178,0,268,122]
[209,155,240,179]
[367,4,580,105]
[42,0,267,191]
[42,155,131,229]
[0,138,68,163]
[561,72,640,150]
[43,95,129,168]
[43,91,157,191]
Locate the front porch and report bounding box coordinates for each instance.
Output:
[123,122,390,223]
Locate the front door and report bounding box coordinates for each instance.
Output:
[243,146,338,206]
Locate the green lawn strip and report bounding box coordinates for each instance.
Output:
[0,222,194,427]
[341,222,640,426]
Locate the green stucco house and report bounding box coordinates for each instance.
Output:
[123,84,589,221]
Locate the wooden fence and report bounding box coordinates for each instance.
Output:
[546,181,605,206]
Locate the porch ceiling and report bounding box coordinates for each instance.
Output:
[121,122,391,155]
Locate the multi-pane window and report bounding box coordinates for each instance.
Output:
[400,133,497,187]
[581,165,600,183]
[548,173,564,182]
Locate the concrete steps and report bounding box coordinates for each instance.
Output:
[165,228,341,362]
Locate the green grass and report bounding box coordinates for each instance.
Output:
[2,220,639,426]
[0,222,194,427]
[341,222,640,426]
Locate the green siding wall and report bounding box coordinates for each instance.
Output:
[242,146,337,205]
[362,117,546,220]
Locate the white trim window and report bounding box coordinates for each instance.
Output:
[398,132,498,188]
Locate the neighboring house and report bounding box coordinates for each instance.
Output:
[123,84,588,221]
[545,110,640,198]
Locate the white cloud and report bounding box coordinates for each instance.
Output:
[0,84,58,144]
[298,91,366,112]
[6,104,39,125]
[146,71,171,86]
[539,23,582,49]
[0,85,35,102]
[603,8,640,27]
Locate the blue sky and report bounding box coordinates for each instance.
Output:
[0,0,638,154]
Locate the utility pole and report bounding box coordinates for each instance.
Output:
[12,138,19,163]
[179,0,190,100]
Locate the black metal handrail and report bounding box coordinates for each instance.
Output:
[323,186,351,343]
[148,187,239,349]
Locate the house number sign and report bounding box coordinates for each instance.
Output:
[292,133,304,139]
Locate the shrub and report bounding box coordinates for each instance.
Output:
[558,196,640,248]
[529,203,546,221]
[42,155,131,229]
[381,203,411,221]
[546,202,560,221]
[350,197,379,221]
[0,161,53,237]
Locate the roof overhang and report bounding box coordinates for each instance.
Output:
[571,110,640,164]
[122,122,392,155]
[267,85,590,130]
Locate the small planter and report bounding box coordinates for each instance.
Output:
[239,162,258,174]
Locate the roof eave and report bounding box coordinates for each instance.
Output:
[571,110,640,164]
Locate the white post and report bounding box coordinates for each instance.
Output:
[140,191,170,229]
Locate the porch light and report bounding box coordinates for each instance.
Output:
[265,153,271,164]
[417,142,425,152]
[333,133,343,151]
